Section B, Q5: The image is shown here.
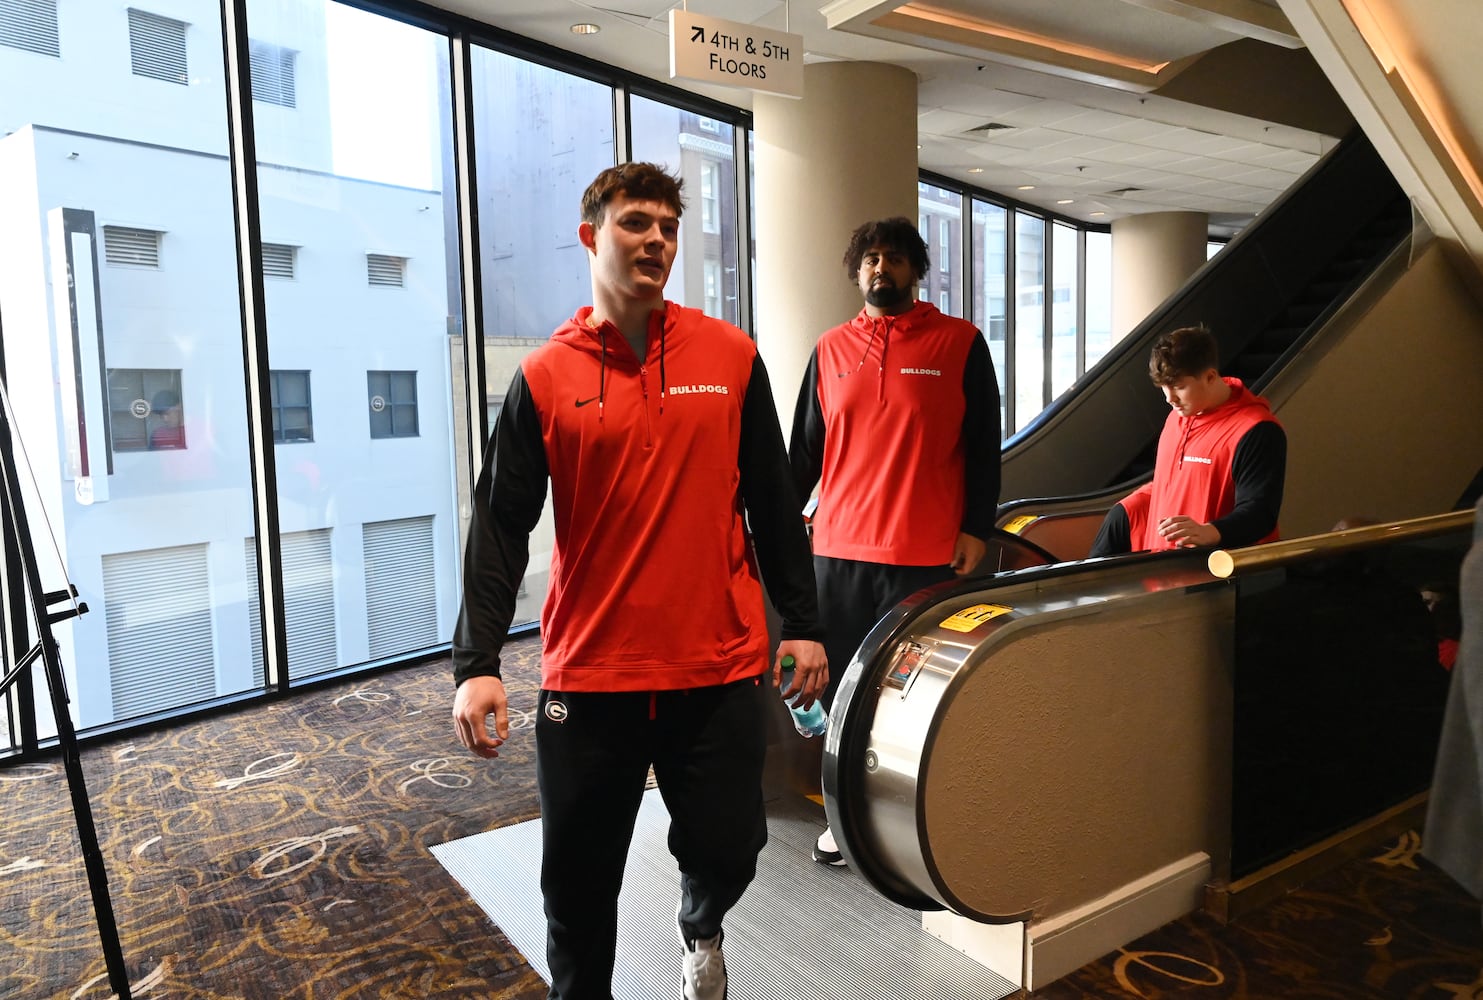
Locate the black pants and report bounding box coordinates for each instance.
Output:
[815,555,956,710]
[535,678,768,1000]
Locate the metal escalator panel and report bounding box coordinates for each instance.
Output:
[821,549,1224,920]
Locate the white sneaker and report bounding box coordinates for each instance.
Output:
[813,826,846,866]
[678,920,727,1000]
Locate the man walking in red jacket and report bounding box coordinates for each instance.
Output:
[452,162,827,1000]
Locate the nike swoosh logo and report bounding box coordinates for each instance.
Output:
[575,396,600,407]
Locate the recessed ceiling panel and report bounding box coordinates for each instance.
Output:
[899,0,1245,65]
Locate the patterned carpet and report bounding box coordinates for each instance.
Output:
[2,635,1481,999]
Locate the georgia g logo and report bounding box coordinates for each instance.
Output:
[544,699,569,723]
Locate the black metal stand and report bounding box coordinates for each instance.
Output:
[0,383,132,998]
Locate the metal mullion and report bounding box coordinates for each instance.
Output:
[449,33,487,464]
[958,190,972,324]
[1042,219,1053,410]
[614,84,632,165]
[1076,229,1088,377]
[221,0,289,694]
[1003,211,1016,435]
[733,124,753,336]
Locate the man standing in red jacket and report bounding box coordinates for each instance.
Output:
[790,217,1001,866]
[1088,324,1286,556]
[451,162,827,1000]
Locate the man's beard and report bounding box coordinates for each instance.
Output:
[865,282,912,309]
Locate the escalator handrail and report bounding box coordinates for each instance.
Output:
[1208,508,1474,578]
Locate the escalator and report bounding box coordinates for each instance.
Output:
[1000,128,1413,506]
[819,514,1468,988]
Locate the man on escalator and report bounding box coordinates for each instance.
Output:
[1088,324,1286,557]
[789,216,1002,866]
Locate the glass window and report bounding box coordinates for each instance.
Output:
[631,98,742,326]
[368,369,419,439]
[0,0,58,57]
[1050,222,1079,399]
[918,181,963,317]
[248,1,461,681]
[971,199,1007,437]
[704,258,721,316]
[701,159,720,235]
[1014,212,1046,433]
[1,0,256,736]
[468,45,613,628]
[269,370,313,443]
[1084,230,1113,369]
[128,9,188,85]
[107,368,185,452]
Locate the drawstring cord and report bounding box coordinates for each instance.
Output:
[877,316,891,403]
[659,318,667,415]
[598,328,607,424]
[839,319,879,378]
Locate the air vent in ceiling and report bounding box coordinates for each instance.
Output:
[965,122,1013,133]
[1107,187,1144,195]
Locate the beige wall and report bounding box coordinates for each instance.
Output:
[1273,241,1483,536]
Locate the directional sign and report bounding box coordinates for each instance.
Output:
[669,9,803,99]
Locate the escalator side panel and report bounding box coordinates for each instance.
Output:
[920,588,1234,922]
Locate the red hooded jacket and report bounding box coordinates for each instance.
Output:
[453,302,821,692]
[790,301,1001,566]
[1121,377,1283,551]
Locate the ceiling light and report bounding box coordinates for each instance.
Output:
[967,167,983,174]
[1057,199,1073,205]
[1017,185,1035,191]
[1090,211,1106,217]
[570,22,600,35]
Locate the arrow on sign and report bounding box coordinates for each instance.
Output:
[691,26,705,42]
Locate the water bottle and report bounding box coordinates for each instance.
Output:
[779,654,827,738]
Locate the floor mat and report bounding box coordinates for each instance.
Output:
[432,790,1018,999]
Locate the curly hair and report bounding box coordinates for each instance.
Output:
[1148,325,1220,385]
[841,217,929,282]
[580,162,685,228]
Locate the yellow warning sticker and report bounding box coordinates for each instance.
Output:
[939,604,1013,633]
[1002,514,1037,535]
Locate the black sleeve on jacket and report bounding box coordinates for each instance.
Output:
[960,332,1003,541]
[1211,420,1287,547]
[740,354,825,642]
[1087,504,1132,557]
[451,369,550,687]
[787,350,824,509]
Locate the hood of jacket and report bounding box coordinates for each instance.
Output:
[550,302,677,416]
[834,300,947,400]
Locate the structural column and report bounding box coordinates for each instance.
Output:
[752,61,918,413]
[1110,210,1208,339]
